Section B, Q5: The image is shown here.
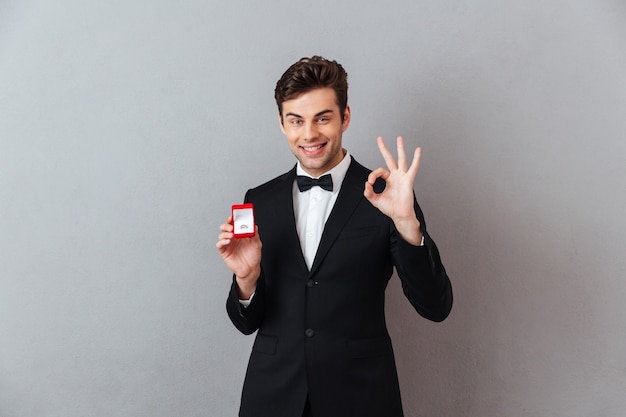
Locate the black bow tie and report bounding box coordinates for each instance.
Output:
[296,174,333,192]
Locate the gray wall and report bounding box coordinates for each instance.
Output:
[1,0,625,416]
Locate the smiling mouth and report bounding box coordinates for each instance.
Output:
[301,144,326,152]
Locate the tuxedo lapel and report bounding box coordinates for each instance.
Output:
[271,167,310,275]
[309,158,368,276]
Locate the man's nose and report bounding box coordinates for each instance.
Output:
[304,123,318,140]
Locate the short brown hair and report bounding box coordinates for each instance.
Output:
[274,56,349,120]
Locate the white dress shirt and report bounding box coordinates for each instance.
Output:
[293,150,352,270]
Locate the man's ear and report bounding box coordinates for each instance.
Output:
[278,112,286,135]
[342,105,351,132]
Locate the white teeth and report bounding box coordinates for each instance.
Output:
[303,145,323,151]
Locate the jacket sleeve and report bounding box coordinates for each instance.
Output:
[225,189,267,335]
[391,199,453,322]
[226,270,267,335]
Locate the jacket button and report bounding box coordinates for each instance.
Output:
[306,280,316,288]
[305,328,315,338]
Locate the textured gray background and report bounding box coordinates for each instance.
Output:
[1,0,625,416]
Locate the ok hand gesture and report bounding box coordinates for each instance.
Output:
[364,136,424,246]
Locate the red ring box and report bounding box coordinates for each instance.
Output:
[232,203,255,238]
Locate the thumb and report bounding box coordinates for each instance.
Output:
[364,181,379,205]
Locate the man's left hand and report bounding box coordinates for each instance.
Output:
[364,136,424,246]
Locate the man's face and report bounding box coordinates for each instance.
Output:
[279,87,350,178]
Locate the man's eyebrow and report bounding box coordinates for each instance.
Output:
[314,109,334,117]
[284,109,334,118]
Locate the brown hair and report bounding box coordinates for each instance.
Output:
[274,56,349,120]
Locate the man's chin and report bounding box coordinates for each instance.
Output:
[298,161,328,176]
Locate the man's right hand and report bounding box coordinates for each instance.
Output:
[216,215,262,300]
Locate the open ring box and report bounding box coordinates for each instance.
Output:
[232,203,255,238]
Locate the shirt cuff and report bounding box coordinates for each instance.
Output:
[239,292,255,308]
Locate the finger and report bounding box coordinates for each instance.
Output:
[396,136,407,172]
[367,167,390,185]
[363,181,374,200]
[218,231,234,241]
[376,136,398,171]
[220,223,234,233]
[407,147,422,179]
[216,237,232,250]
[363,181,379,204]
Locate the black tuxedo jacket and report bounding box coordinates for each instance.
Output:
[227,157,452,417]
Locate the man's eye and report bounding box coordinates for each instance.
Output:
[291,119,302,125]
[317,117,328,123]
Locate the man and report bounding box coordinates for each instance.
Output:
[216,56,453,417]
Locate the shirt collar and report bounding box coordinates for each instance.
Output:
[296,149,351,194]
